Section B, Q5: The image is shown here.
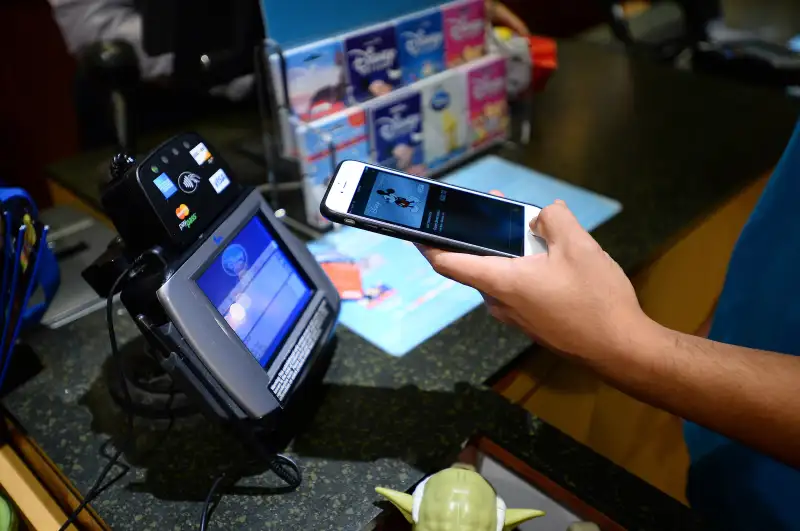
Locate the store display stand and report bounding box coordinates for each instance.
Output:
[255,0,535,236]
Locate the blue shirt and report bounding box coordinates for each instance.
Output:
[684,118,800,530]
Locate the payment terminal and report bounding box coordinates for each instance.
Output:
[83,132,340,452]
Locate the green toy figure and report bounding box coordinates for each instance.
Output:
[377,464,544,531]
[0,492,18,531]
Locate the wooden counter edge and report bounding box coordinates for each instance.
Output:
[2,414,109,531]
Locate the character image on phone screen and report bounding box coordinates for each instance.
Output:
[377,188,421,212]
[362,171,429,227]
[348,167,525,255]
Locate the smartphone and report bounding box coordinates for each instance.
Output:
[320,160,548,257]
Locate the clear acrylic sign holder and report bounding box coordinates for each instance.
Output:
[254,3,534,238]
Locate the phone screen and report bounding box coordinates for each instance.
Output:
[347,167,525,255]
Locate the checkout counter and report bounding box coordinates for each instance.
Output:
[3,40,799,530]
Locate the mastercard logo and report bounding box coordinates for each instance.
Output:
[175,204,190,220]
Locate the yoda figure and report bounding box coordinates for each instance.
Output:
[377,464,544,531]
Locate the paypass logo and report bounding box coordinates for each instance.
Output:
[176,204,198,231]
[178,209,198,231]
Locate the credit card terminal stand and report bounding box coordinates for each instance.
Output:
[82,132,340,462]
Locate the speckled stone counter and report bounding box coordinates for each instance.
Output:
[7,306,706,531]
[14,39,800,531]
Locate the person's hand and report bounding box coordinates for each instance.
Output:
[419,201,650,361]
[487,1,530,37]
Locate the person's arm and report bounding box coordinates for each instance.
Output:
[694,298,717,337]
[486,1,530,36]
[419,201,800,468]
[592,318,800,469]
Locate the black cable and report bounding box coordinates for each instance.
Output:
[198,453,301,531]
[59,247,175,530]
[58,264,135,531]
[199,473,226,531]
[56,247,302,531]
[268,453,301,489]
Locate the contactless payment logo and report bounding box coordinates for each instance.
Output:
[153,173,178,199]
[175,204,189,220]
[179,172,201,194]
[221,244,248,276]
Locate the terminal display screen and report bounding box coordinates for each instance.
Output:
[197,216,313,368]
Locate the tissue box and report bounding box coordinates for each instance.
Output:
[297,108,371,228]
[466,55,509,148]
[345,24,403,103]
[442,0,487,68]
[394,8,446,85]
[419,69,468,170]
[369,89,426,174]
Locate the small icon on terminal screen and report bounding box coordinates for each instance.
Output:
[153,173,177,199]
[179,172,201,194]
[176,204,190,220]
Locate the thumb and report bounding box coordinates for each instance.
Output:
[419,247,512,295]
[531,200,584,245]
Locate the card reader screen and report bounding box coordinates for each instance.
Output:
[197,216,313,368]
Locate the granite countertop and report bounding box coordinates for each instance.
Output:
[9,306,706,531]
[9,40,800,530]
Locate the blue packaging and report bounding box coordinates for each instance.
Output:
[297,108,371,228]
[369,90,426,174]
[273,39,349,122]
[345,24,403,103]
[395,9,445,85]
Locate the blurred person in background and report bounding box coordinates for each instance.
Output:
[47,0,530,147]
[48,0,529,89]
